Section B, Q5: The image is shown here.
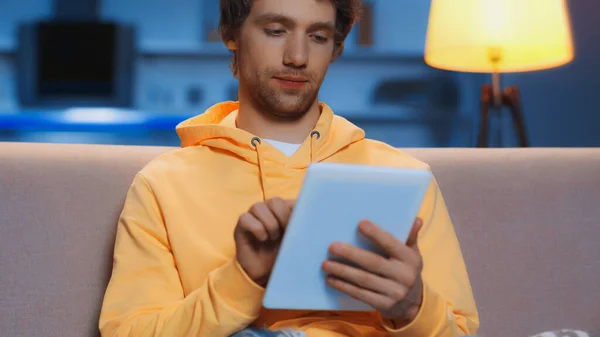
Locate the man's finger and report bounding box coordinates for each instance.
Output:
[236,212,269,242]
[406,217,423,248]
[322,259,406,300]
[266,197,294,230]
[285,199,296,210]
[249,202,281,240]
[328,242,416,285]
[328,241,393,279]
[358,220,412,260]
[325,276,395,312]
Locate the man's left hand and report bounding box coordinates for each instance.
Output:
[322,218,424,327]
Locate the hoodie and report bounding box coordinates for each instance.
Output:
[99,101,479,337]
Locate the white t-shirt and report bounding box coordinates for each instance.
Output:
[263,139,302,157]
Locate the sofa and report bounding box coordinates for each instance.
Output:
[1,141,599,337]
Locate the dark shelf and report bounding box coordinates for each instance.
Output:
[0,105,454,132]
[1,41,425,64]
[0,43,14,56]
[139,43,425,64]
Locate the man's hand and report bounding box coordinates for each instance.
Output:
[322,218,424,327]
[234,197,295,287]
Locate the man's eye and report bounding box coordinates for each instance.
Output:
[265,29,285,36]
[313,35,328,43]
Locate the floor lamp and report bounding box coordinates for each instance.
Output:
[423,0,574,147]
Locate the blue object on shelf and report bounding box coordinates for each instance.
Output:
[0,108,195,132]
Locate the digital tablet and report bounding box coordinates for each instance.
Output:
[263,162,433,311]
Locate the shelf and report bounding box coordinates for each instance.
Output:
[0,106,453,132]
[139,43,229,59]
[0,41,14,56]
[0,109,183,132]
[139,43,425,64]
[0,41,424,64]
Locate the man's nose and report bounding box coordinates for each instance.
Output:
[283,34,309,68]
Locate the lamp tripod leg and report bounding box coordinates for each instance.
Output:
[477,84,493,147]
[504,86,529,147]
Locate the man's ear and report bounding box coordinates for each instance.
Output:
[330,43,343,63]
[225,40,239,51]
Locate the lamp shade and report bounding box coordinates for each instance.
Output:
[424,0,574,73]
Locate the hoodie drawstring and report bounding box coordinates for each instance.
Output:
[251,137,268,200]
[251,130,321,201]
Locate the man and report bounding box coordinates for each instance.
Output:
[99,0,479,336]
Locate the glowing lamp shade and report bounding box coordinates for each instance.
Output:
[424,0,574,73]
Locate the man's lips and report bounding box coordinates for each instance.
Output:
[274,76,309,83]
[273,76,309,89]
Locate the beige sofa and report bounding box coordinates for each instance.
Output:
[1,142,599,337]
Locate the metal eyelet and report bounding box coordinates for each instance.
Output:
[310,130,321,140]
[251,137,261,147]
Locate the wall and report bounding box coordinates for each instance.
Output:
[0,0,52,50]
[103,0,468,147]
[1,0,598,147]
[1,0,471,147]
[501,0,600,147]
[0,0,52,110]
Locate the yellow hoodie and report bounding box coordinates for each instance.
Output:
[99,102,479,337]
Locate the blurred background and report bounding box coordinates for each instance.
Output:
[0,0,598,148]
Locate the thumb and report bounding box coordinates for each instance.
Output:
[406,217,423,249]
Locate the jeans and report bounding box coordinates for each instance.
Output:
[230,327,307,337]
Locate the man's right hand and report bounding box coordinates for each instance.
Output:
[234,197,295,287]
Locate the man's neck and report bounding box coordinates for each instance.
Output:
[236,96,321,144]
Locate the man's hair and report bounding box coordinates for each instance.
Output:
[219,0,363,75]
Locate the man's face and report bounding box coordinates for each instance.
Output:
[236,0,336,120]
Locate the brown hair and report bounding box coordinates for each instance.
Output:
[219,0,363,75]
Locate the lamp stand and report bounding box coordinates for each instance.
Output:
[477,73,529,147]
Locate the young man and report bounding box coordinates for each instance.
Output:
[99,0,479,336]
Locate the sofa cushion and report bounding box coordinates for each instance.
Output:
[0,143,172,336]
[404,148,600,337]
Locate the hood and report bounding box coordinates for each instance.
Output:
[175,101,365,169]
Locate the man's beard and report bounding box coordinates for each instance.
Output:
[243,67,321,122]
